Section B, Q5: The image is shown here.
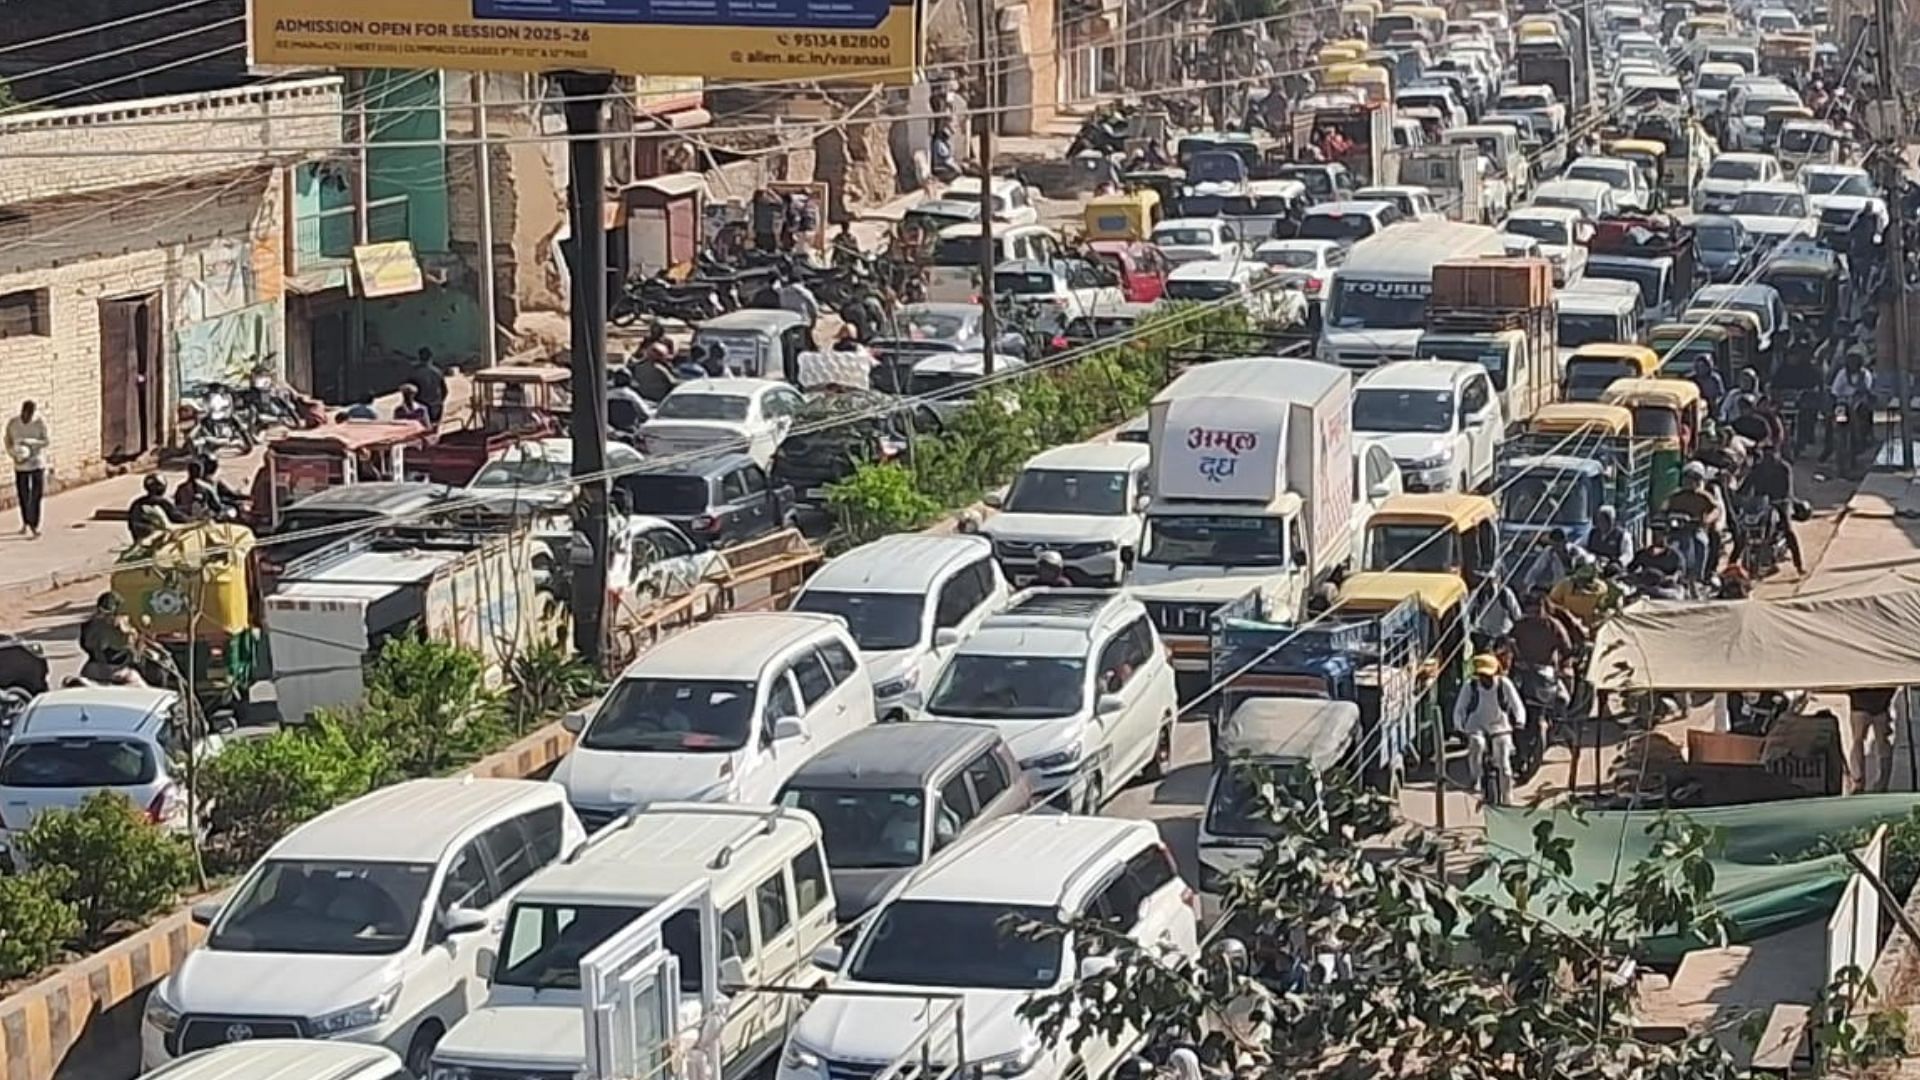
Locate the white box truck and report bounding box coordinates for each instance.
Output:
[1129,357,1355,699]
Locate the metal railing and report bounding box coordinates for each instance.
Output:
[290,194,413,273]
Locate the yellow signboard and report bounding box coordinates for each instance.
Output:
[246,0,919,83]
[352,241,425,299]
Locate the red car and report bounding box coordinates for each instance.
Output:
[1087,240,1171,303]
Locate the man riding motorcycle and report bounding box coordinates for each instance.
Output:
[1827,350,1876,469]
[1734,441,1806,575]
[1661,462,1721,582]
[1629,520,1689,598]
[1453,654,1526,806]
[1585,504,1634,568]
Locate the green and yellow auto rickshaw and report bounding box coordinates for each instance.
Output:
[111,521,259,715]
[1602,377,1704,508]
[1334,569,1472,731]
[1563,343,1660,402]
[1649,321,1733,384]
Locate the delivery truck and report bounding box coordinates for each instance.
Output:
[1129,357,1355,700]
[263,528,535,722]
[1384,144,1488,223]
[1416,256,1561,425]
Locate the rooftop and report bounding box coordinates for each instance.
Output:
[280,778,563,862]
[615,612,842,679]
[805,534,995,594]
[785,723,1006,791]
[518,804,819,906]
[902,815,1152,906]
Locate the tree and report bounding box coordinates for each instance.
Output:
[1021,772,1899,1080]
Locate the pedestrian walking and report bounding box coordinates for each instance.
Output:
[410,348,449,425]
[4,400,49,537]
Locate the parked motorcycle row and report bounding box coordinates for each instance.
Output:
[175,368,327,458]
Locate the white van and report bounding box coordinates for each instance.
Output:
[778,815,1199,1080]
[430,803,836,1080]
[1318,221,1507,370]
[138,1042,407,1080]
[927,223,1062,303]
[556,613,877,825]
[791,534,1011,722]
[142,779,587,1075]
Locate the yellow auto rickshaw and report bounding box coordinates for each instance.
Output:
[1083,188,1161,242]
[1601,377,1704,508]
[1318,44,1364,66]
[1361,493,1500,589]
[1677,306,1761,379]
[1650,321,1734,386]
[1335,570,1471,724]
[1563,343,1659,402]
[1346,65,1392,105]
[1526,401,1636,440]
[112,521,259,714]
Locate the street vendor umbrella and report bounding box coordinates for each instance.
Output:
[1589,586,1920,693]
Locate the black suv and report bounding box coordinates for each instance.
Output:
[774,390,946,508]
[624,453,796,549]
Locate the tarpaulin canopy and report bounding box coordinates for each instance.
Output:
[1473,796,1920,960]
[1587,586,1920,692]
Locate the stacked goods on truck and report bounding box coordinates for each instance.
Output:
[1418,256,1561,423]
[1384,144,1486,223]
[1129,358,1355,700]
[1586,214,1696,322]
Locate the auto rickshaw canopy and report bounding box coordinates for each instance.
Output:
[1083,189,1161,242]
[1218,697,1360,772]
[1336,570,1470,619]
[1368,492,1498,531]
[1602,376,1703,410]
[1570,343,1660,372]
[1528,401,1636,436]
[113,521,256,640]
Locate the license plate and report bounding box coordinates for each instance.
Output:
[806,487,829,500]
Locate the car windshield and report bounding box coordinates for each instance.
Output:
[1630,405,1680,437]
[1733,191,1804,216]
[791,591,924,651]
[1165,278,1240,301]
[625,474,710,515]
[1501,475,1593,525]
[1257,247,1320,269]
[1805,171,1872,196]
[1780,128,1831,153]
[1331,278,1430,329]
[1300,213,1379,241]
[1207,766,1316,838]
[1768,274,1829,307]
[1567,359,1636,395]
[1353,388,1455,433]
[1154,228,1217,247]
[471,456,567,489]
[0,737,157,787]
[1709,158,1765,180]
[925,655,1086,720]
[1743,96,1797,118]
[1006,467,1129,515]
[994,272,1056,296]
[779,787,926,869]
[1366,524,1460,572]
[897,309,970,342]
[1143,514,1287,567]
[847,900,1062,989]
[1699,70,1736,91]
[1587,261,1665,308]
[209,859,433,955]
[1188,155,1244,183]
[1696,223,1741,250]
[1506,217,1569,245]
[1568,163,1631,188]
[933,236,984,267]
[495,904,700,992]
[1558,313,1625,348]
[655,394,749,422]
[580,677,757,752]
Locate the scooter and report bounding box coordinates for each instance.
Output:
[1510,661,1563,783]
[1734,493,1785,578]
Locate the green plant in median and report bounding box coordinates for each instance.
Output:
[199,714,391,871]
[507,641,603,735]
[0,868,81,980]
[359,633,505,780]
[826,461,943,544]
[18,791,195,944]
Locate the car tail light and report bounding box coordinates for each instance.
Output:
[692,515,719,533]
[146,784,177,825]
[1051,335,1069,350]
[1306,275,1324,293]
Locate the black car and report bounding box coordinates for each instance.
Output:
[773,390,946,506]
[623,453,795,549]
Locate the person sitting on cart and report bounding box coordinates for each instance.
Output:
[79,593,145,686]
[127,474,184,543]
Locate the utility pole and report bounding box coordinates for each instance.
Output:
[972,0,998,375]
[1870,0,1913,469]
[557,72,614,666]
[348,70,371,245]
[472,73,501,370]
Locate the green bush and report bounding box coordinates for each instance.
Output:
[507,641,603,735]
[0,869,81,979]
[199,714,391,871]
[825,461,943,544]
[18,792,195,944]
[359,634,505,780]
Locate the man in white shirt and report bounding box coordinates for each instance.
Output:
[3,400,48,538]
[1828,351,1875,468]
[1452,654,1526,806]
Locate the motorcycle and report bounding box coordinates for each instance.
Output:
[1734,493,1785,578]
[238,370,323,433]
[177,382,254,457]
[610,273,727,327]
[1509,660,1563,783]
[1067,112,1130,157]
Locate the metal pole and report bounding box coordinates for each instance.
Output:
[558,72,614,667]
[972,0,998,375]
[473,73,502,370]
[349,71,371,245]
[1868,0,1913,469]
[1430,699,1446,830]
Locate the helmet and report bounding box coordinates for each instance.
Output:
[1682,461,1708,480]
[1037,550,1065,570]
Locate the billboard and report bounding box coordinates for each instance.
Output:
[246,0,918,82]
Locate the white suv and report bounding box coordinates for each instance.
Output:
[141,1041,407,1080]
[142,779,586,1075]
[556,612,877,824]
[779,815,1199,1080]
[792,534,1011,722]
[917,590,1178,812]
[982,442,1151,587]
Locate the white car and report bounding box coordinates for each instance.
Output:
[993,257,1128,323]
[1755,6,1800,31]
[1149,217,1245,266]
[1355,184,1445,221]
[1730,182,1815,248]
[0,687,220,865]
[1528,178,1618,223]
[1801,164,1889,231]
[619,514,729,609]
[791,533,1011,722]
[917,589,1178,812]
[944,175,1039,227]
[1695,153,1785,213]
[1299,200,1405,245]
[780,815,1199,1080]
[1252,237,1344,303]
[981,441,1151,587]
[1352,360,1505,493]
[466,437,646,511]
[1564,155,1655,213]
[1502,205,1589,285]
[1162,260,1307,326]
[1693,61,1746,115]
[639,377,804,468]
[1731,87,1805,151]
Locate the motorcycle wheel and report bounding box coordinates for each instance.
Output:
[609,297,640,328]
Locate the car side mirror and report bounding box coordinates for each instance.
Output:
[190,900,223,926]
[719,956,748,991]
[812,944,844,972]
[1097,693,1126,716]
[1369,481,1393,499]
[934,627,962,648]
[476,947,497,979]
[1134,493,1152,513]
[983,491,1004,508]
[773,716,810,741]
[442,906,490,936]
[561,708,590,734]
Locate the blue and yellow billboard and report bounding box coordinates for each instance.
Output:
[246,0,919,82]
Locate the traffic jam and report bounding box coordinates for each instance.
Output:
[4,0,1901,1077]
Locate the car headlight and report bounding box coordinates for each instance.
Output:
[874,669,919,699]
[1402,451,1453,471]
[1024,742,1083,772]
[309,985,401,1036]
[429,1066,472,1080]
[143,982,181,1035]
[782,1039,825,1072]
[975,1042,1042,1078]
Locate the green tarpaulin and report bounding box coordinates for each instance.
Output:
[1473,795,1920,960]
